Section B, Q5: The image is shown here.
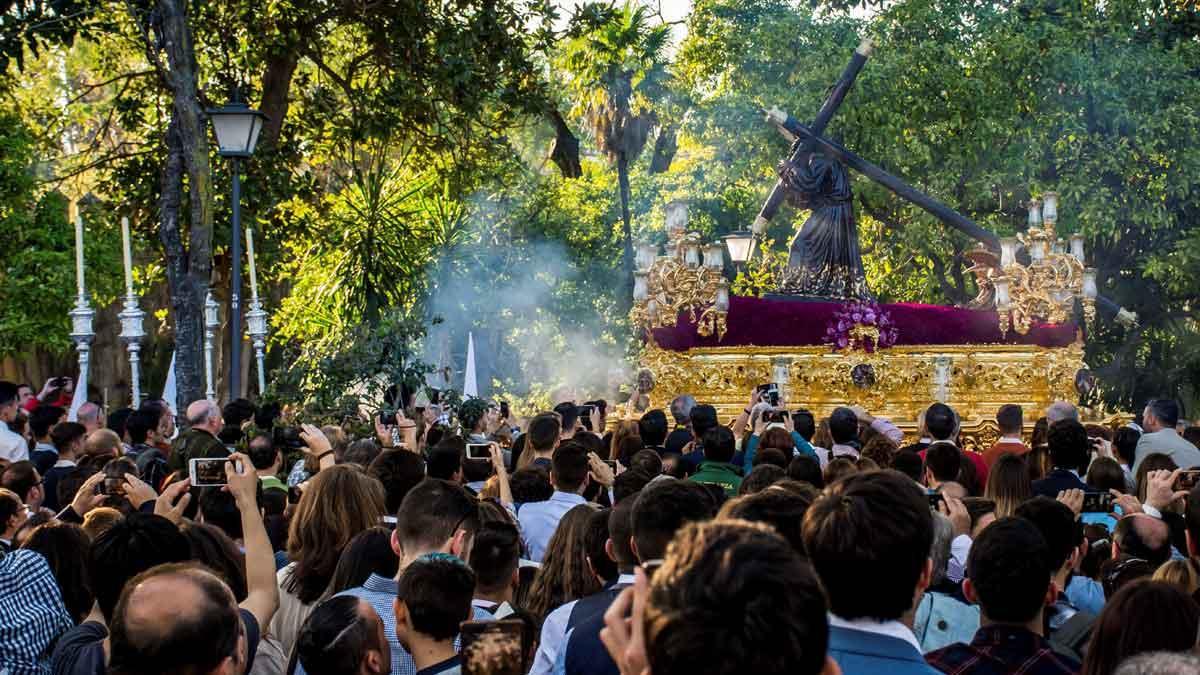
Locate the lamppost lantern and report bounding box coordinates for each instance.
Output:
[208,90,268,400]
[723,231,755,264]
[207,95,268,158]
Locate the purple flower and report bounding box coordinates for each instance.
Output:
[838,320,848,331]
[851,312,862,322]
[837,337,848,348]
[864,311,876,323]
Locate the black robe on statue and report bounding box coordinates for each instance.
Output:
[775,154,871,300]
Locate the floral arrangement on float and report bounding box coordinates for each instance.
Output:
[824,300,898,353]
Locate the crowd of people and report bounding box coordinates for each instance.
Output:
[2,375,1200,675]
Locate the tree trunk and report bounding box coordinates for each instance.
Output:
[548,109,582,179]
[259,51,299,150]
[616,154,634,308]
[649,125,677,174]
[150,0,213,410]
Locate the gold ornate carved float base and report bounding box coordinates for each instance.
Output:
[640,342,1087,452]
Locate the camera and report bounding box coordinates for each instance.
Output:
[379,411,398,427]
[273,426,306,450]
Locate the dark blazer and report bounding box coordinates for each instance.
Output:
[1032,468,1088,498]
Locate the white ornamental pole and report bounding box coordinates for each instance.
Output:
[245,227,269,395]
[68,202,94,421]
[118,216,146,406]
[204,290,219,402]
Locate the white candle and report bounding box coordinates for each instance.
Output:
[121,216,134,296]
[72,201,85,297]
[246,227,259,302]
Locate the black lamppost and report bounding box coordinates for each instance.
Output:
[208,92,267,401]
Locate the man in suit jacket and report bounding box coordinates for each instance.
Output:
[1031,420,1090,498]
[983,404,1029,468]
[1133,399,1200,474]
[804,470,941,675]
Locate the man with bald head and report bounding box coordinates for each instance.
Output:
[76,401,104,434]
[1044,401,1078,425]
[169,399,227,472]
[107,563,259,675]
[1113,514,1172,566]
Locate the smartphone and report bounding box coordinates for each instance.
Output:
[460,619,524,675]
[928,492,945,510]
[1175,470,1200,491]
[1081,492,1116,513]
[189,457,241,487]
[102,476,125,496]
[578,405,596,431]
[466,443,492,461]
[287,486,302,505]
[603,459,618,472]
[379,411,398,426]
[499,401,510,420]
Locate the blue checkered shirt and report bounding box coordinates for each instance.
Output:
[0,550,74,675]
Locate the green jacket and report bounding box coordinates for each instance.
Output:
[168,428,229,472]
[688,461,743,497]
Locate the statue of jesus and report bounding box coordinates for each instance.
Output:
[774,152,872,300]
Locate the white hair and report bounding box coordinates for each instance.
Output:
[1045,401,1079,424]
[1114,652,1200,675]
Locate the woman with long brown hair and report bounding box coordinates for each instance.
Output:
[609,421,641,461]
[270,464,387,656]
[523,503,602,625]
[1080,580,1200,675]
[984,453,1032,518]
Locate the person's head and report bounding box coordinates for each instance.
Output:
[198,486,248,542]
[629,449,663,476]
[1081,580,1200,675]
[689,404,718,440]
[245,435,278,474]
[1048,419,1090,473]
[822,457,858,486]
[184,399,222,436]
[81,506,123,539]
[89,513,192,621]
[179,521,248,601]
[29,405,64,441]
[368,449,426,514]
[1113,652,1200,675]
[613,469,653,504]
[1136,454,1179,502]
[394,554,475,651]
[0,381,18,423]
[526,412,562,455]
[739,464,786,495]
[341,438,380,468]
[638,409,668,447]
[669,395,696,426]
[1114,514,1172,566]
[925,403,958,442]
[1014,496,1083,583]
[125,408,160,446]
[608,496,638,570]
[85,428,122,459]
[1046,400,1080,425]
[76,401,102,433]
[1087,457,1127,494]
[792,409,816,441]
[803,470,933,621]
[995,404,1023,436]
[395,478,480,563]
[644,520,834,675]
[891,450,923,484]
[859,435,897,469]
[426,442,464,483]
[16,382,33,407]
[787,455,824,488]
[1152,559,1200,596]
[510,466,553,503]
[1114,426,1141,467]
[550,442,590,494]
[828,407,858,445]
[469,521,522,599]
[719,488,812,555]
[1,460,42,510]
[286,465,388,603]
[19,520,92,623]
[0,486,27,539]
[700,426,735,464]
[524,504,601,620]
[298,596,390,675]
[923,441,962,487]
[962,517,1053,628]
[459,398,489,435]
[51,421,86,458]
[324,526,400,597]
[1142,399,1181,433]
[107,563,245,675]
[583,507,618,584]
[553,402,581,438]
[984,453,1032,518]
[632,480,714,562]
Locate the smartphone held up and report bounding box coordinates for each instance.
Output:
[189,457,245,487]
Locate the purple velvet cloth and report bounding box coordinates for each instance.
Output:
[652,297,1077,351]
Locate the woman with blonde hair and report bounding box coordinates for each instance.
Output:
[1152,559,1200,596]
[270,463,387,655]
[984,453,1032,518]
[609,420,641,461]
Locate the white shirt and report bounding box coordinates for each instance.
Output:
[0,421,27,462]
[529,573,636,675]
[829,613,922,653]
[998,436,1023,445]
[948,534,972,583]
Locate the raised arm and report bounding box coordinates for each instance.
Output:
[226,452,280,629]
